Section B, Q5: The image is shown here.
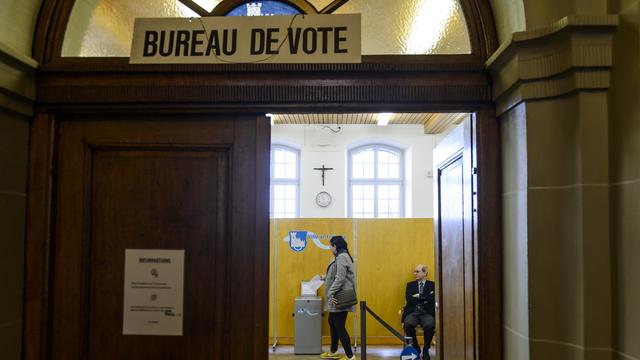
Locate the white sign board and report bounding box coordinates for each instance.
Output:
[130,14,361,64]
[122,249,184,336]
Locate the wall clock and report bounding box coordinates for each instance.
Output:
[315,191,332,207]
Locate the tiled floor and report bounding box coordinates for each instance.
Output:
[267,345,433,359]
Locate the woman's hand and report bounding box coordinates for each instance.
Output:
[329,296,338,305]
[320,275,326,281]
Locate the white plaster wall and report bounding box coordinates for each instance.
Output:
[271,124,436,218]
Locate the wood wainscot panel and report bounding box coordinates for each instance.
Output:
[38,115,269,359]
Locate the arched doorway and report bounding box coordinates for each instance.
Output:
[25,1,501,358]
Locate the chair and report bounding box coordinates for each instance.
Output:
[399,307,436,347]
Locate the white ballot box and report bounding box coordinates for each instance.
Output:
[294,296,323,354]
[294,275,324,353]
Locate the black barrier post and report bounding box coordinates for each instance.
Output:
[360,301,367,360]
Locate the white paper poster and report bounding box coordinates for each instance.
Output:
[123,249,184,335]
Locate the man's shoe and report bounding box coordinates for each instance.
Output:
[413,345,421,355]
[320,351,341,359]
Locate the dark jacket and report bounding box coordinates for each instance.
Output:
[402,280,435,321]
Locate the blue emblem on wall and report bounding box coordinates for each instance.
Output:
[226,1,301,16]
[288,231,308,252]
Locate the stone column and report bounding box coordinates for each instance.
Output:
[487,15,617,360]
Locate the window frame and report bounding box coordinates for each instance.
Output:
[348,144,405,218]
[270,144,301,218]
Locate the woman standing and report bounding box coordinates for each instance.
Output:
[320,236,357,360]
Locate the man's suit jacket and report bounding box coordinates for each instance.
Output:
[403,280,435,321]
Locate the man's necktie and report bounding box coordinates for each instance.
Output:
[419,281,424,295]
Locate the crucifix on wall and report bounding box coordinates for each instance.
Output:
[313,164,334,186]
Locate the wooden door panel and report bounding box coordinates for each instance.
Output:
[87,147,228,358]
[49,117,269,359]
[434,121,474,360]
[439,158,466,359]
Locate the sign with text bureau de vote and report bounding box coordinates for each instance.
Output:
[130,14,361,64]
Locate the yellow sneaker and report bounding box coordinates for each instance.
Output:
[320,351,341,359]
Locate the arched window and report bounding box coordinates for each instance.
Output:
[61,0,471,56]
[349,144,403,218]
[271,144,300,218]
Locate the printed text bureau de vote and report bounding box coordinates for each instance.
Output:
[142,26,349,57]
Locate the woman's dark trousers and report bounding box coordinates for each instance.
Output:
[328,311,353,357]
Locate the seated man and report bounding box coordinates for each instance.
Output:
[402,264,436,360]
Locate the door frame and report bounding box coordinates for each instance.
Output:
[25,1,501,358]
[26,74,502,360]
[433,113,501,359]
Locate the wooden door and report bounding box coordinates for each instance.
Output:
[434,120,475,359]
[41,115,269,359]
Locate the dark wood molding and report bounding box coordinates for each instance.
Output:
[35,58,492,113]
[78,138,94,359]
[39,55,489,69]
[463,118,475,358]
[476,0,499,56]
[33,0,74,64]
[473,109,502,360]
[253,116,271,356]
[23,114,56,360]
[463,0,499,58]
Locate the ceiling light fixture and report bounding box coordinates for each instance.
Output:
[377,113,393,126]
